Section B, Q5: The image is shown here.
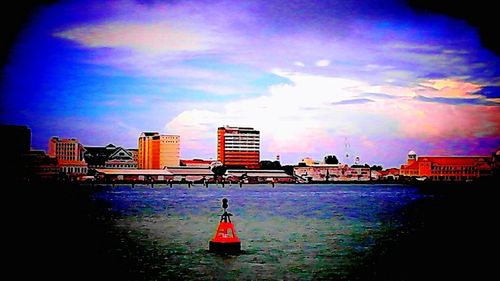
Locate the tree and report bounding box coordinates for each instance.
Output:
[259,160,282,170]
[211,165,227,182]
[324,155,339,164]
[370,165,383,171]
[282,165,295,176]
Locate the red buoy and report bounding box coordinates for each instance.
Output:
[209,198,241,254]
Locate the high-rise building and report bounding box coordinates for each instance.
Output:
[217,126,260,169]
[138,132,159,169]
[138,132,180,169]
[3,125,32,179]
[2,125,31,155]
[160,134,180,168]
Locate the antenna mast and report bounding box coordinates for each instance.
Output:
[344,137,350,164]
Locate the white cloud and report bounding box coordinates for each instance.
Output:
[315,59,330,67]
[55,21,218,55]
[164,71,500,163]
[164,72,379,157]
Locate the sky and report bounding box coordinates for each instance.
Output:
[1,0,499,167]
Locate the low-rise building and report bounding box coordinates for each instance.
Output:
[95,169,173,182]
[84,144,137,169]
[400,150,492,181]
[378,168,400,181]
[48,137,88,177]
[180,159,215,168]
[59,160,88,177]
[22,150,59,181]
[294,164,371,182]
[95,166,213,183]
[225,169,295,183]
[167,166,215,182]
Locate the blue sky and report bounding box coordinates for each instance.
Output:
[1,0,499,167]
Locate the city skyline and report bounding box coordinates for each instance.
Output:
[1,0,499,167]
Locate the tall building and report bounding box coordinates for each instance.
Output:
[160,134,180,168]
[400,150,492,181]
[2,125,31,155]
[138,132,180,169]
[217,126,260,169]
[48,137,88,175]
[2,125,32,180]
[138,132,159,169]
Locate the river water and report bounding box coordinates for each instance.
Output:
[91,184,426,280]
[9,182,496,280]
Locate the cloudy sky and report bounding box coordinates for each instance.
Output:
[1,0,499,167]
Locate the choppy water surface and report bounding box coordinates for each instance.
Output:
[94,184,423,280]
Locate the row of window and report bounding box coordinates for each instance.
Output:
[106,164,137,168]
[430,176,477,181]
[223,137,258,139]
[432,171,476,175]
[59,156,82,161]
[432,166,474,171]
[224,134,259,137]
[224,141,260,143]
[61,166,88,174]
[224,151,259,158]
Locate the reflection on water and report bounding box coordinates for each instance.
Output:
[94,184,422,280]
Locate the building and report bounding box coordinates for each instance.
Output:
[180,159,215,168]
[2,125,61,181]
[378,168,400,181]
[3,125,31,155]
[160,134,180,167]
[48,137,85,162]
[217,126,260,169]
[2,125,32,179]
[23,150,59,180]
[94,167,214,183]
[166,166,215,182]
[138,132,159,169]
[294,164,371,182]
[400,150,492,181]
[84,144,137,169]
[493,150,500,177]
[225,169,295,183]
[129,148,138,163]
[138,132,180,169]
[95,169,173,182]
[48,137,88,176]
[299,157,319,166]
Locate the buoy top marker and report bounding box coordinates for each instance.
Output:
[220,198,233,223]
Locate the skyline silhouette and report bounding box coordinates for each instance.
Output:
[1,0,499,167]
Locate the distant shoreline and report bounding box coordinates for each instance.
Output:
[15,177,495,190]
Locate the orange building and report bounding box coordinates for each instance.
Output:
[400,150,492,181]
[217,126,260,169]
[138,132,180,169]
